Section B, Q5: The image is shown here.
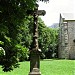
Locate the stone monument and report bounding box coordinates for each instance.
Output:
[29,4,46,75]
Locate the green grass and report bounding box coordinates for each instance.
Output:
[0,59,75,75]
[41,59,75,75]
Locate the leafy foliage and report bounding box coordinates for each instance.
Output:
[15,44,29,62]
[0,0,36,72]
[38,18,50,53]
[0,0,58,72]
[0,47,5,65]
[38,18,59,58]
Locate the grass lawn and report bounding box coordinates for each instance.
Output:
[0,59,75,75]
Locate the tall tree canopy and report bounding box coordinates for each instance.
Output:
[0,0,37,72]
[38,18,59,58]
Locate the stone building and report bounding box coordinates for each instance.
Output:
[58,13,75,59]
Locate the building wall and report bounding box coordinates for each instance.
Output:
[58,16,75,59]
[58,15,65,58]
[68,21,75,59]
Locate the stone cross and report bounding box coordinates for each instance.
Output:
[29,4,46,75]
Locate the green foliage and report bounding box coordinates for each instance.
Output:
[15,44,29,62]
[0,47,5,58]
[38,18,59,58]
[45,28,59,58]
[0,41,4,45]
[38,18,51,53]
[0,0,36,72]
[17,17,33,48]
[0,0,57,71]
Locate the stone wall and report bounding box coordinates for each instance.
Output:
[68,21,75,59]
[58,15,65,58]
[58,15,75,59]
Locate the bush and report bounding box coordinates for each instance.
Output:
[0,47,5,65]
[15,44,29,62]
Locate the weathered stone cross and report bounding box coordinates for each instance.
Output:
[29,4,46,75]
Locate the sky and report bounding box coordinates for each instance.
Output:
[38,0,75,26]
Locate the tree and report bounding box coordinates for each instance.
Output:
[0,0,36,72]
[47,28,59,58]
[38,18,59,58]
[0,0,49,71]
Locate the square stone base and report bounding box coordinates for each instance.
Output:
[29,72,41,75]
[29,68,41,75]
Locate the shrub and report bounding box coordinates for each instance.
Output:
[0,47,5,65]
[15,44,29,62]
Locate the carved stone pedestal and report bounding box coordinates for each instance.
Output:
[29,51,41,75]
